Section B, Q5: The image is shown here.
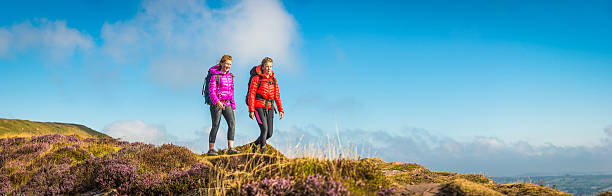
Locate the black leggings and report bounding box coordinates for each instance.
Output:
[254,107,274,147]
[209,105,235,143]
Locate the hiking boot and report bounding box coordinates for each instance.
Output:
[207,149,218,156]
[251,143,260,153]
[259,147,267,154]
[227,148,239,155]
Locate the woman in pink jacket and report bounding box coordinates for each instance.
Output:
[207,55,238,156]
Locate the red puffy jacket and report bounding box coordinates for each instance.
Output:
[248,64,283,113]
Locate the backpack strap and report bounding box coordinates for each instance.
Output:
[215,75,220,101]
[202,78,205,95]
[202,72,210,95]
[256,75,263,92]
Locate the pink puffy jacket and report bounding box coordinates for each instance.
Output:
[208,65,236,110]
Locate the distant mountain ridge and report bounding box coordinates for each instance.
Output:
[0,118,109,138]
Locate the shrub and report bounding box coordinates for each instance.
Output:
[241,174,349,196]
[71,156,149,194]
[241,177,293,195]
[153,162,213,195]
[30,134,64,144]
[45,145,93,165]
[135,144,199,174]
[254,158,387,194]
[14,143,49,156]
[377,186,395,196]
[0,174,11,194]
[93,157,140,193]
[0,137,26,152]
[8,170,32,188]
[15,164,76,195]
[65,135,80,143]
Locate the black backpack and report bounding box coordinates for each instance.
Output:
[245,66,276,108]
[202,71,220,105]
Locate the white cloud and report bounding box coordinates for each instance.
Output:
[104,120,171,144]
[99,0,299,87]
[474,137,506,149]
[0,19,94,60]
[103,120,224,154]
[605,125,612,137]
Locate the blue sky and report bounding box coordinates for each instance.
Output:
[1,0,611,176]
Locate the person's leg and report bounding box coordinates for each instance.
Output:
[254,107,268,149]
[209,105,222,150]
[266,109,274,140]
[221,105,235,148]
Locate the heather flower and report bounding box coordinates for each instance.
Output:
[153,162,212,194]
[30,134,64,144]
[0,137,26,149]
[0,174,11,194]
[15,164,76,195]
[132,172,162,195]
[241,174,349,196]
[93,157,139,193]
[377,186,395,196]
[296,174,348,196]
[65,135,80,143]
[241,178,293,195]
[15,142,49,156]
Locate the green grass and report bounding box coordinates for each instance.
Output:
[85,144,122,157]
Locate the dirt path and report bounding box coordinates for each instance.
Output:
[394,183,443,196]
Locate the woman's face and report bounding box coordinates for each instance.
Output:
[221,60,232,72]
[262,62,273,75]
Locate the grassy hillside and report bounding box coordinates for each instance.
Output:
[0,120,581,195]
[0,118,109,139]
[1,134,576,195]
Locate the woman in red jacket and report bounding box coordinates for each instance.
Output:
[247,57,284,153]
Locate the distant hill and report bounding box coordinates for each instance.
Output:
[0,118,109,138]
[492,175,612,195]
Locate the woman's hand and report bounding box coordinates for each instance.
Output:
[216,101,224,109]
[249,112,255,119]
[279,112,284,120]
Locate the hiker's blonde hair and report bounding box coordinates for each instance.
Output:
[261,57,273,65]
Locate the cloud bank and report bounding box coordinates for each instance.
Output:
[104,120,172,145]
